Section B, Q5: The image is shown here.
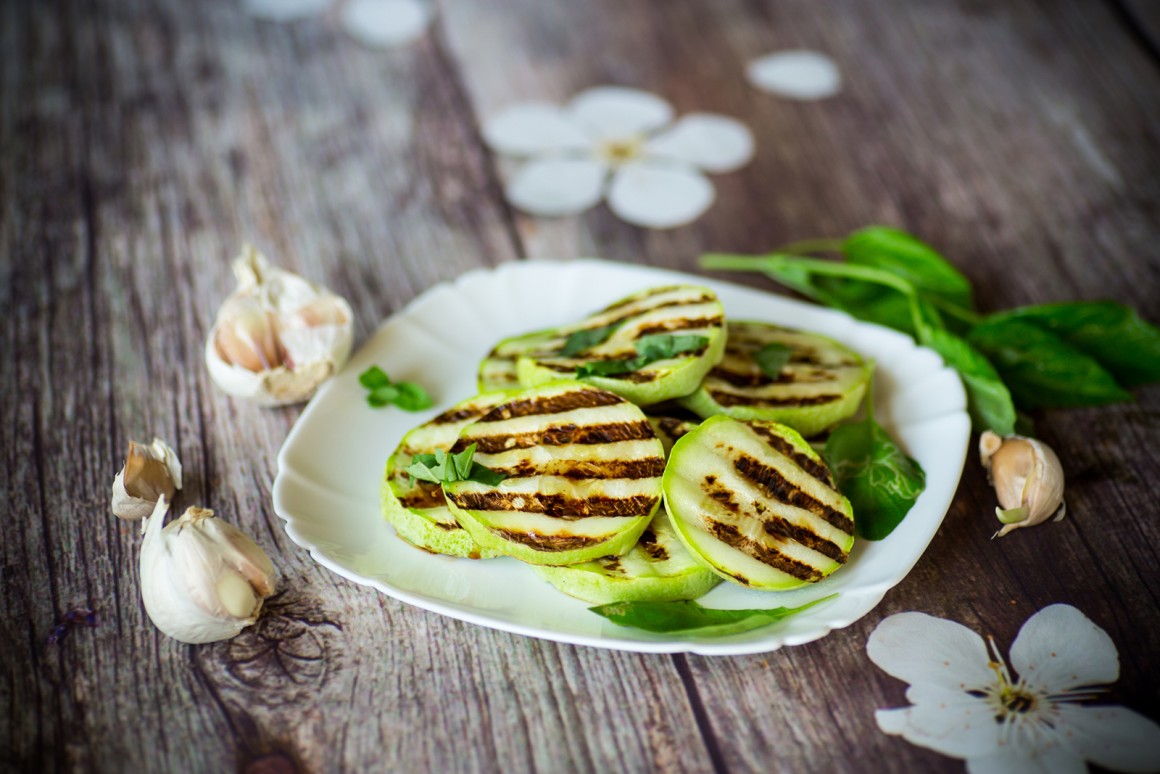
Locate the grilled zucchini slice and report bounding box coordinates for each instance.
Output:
[515,285,727,406]
[443,382,665,565]
[679,322,871,438]
[478,328,558,393]
[382,393,510,558]
[533,507,720,604]
[646,410,700,457]
[663,415,855,590]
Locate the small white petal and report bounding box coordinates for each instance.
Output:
[482,103,593,158]
[340,0,432,49]
[606,161,715,229]
[242,0,331,22]
[967,746,1087,774]
[505,157,606,217]
[746,50,842,101]
[568,86,674,143]
[878,686,1002,759]
[645,113,755,173]
[1055,703,1160,773]
[1010,604,1119,693]
[867,612,996,691]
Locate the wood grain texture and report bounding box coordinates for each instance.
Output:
[2,0,1158,772]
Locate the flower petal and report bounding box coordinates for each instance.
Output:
[1055,703,1160,773]
[966,747,1086,774]
[340,0,432,49]
[1009,604,1119,693]
[242,0,331,22]
[505,158,606,217]
[482,103,593,158]
[867,612,996,691]
[746,50,842,101]
[606,161,715,229]
[876,686,1002,758]
[645,113,755,173]
[568,86,674,143]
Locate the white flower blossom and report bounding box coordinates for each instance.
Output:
[867,604,1160,773]
[746,50,842,101]
[482,86,755,229]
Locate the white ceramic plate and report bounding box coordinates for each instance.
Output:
[273,259,969,655]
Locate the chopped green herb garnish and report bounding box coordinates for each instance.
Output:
[576,334,708,379]
[406,443,506,486]
[754,343,792,379]
[359,366,433,411]
[559,321,624,357]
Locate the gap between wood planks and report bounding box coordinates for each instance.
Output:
[1105,0,1160,65]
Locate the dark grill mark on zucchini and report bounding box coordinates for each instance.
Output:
[762,517,846,562]
[459,420,655,453]
[598,285,690,312]
[597,556,624,574]
[432,521,462,532]
[488,529,602,552]
[478,388,624,421]
[706,520,821,582]
[449,491,659,519]
[491,457,666,480]
[709,389,842,408]
[732,454,855,534]
[636,315,724,337]
[430,405,492,425]
[746,425,837,487]
[397,485,446,510]
[638,529,669,561]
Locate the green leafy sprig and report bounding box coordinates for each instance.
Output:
[702,226,1160,435]
[590,595,836,636]
[576,334,709,378]
[359,366,434,411]
[754,343,792,379]
[406,443,506,486]
[559,321,624,357]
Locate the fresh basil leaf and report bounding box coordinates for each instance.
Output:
[405,454,443,484]
[406,444,506,486]
[576,334,708,379]
[367,384,400,407]
[391,382,434,412]
[469,466,507,486]
[967,318,1132,409]
[989,302,1160,388]
[754,343,792,378]
[589,595,835,636]
[843,226,975,310]
[452,443,477,480]
[922,328,1016,435]
[359,366,392,390]
[560,321,624,357]
[824,418,925,540]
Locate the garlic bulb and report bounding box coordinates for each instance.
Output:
[111,438,183,522]
[205,245,354,406]
[979,431,1066,538]
[140,497,276,644]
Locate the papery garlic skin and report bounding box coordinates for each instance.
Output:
[205,245,354,406]
[111,439,183,522]
[140,498,276,644]
[979,431,1066,538]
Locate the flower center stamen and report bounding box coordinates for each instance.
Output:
[599,136,644,166]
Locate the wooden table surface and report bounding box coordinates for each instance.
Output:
[4,0,1159,771]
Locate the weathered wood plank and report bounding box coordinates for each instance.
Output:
[438,0,1160,769]
[0,0,712,771]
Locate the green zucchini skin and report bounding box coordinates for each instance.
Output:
[678,321,871,438]
[382,392,512,558]
[477,327,559,393]
[514,285,728,406]
[443,382,665,566]
[533,507,720,604]
[663,415,855,591]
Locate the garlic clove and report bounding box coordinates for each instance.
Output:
[979,430,1066,538]
[111,438,183,522]
[140,500,276,644]
[205,245,354,407]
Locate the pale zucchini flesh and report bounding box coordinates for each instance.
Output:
[663,415,855,590]
[679,321,871,438]
[382,392,511,558]
[514,285,728,405]
[478,328,558,393]
[443,382,665,565]
[533,507,721,604]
